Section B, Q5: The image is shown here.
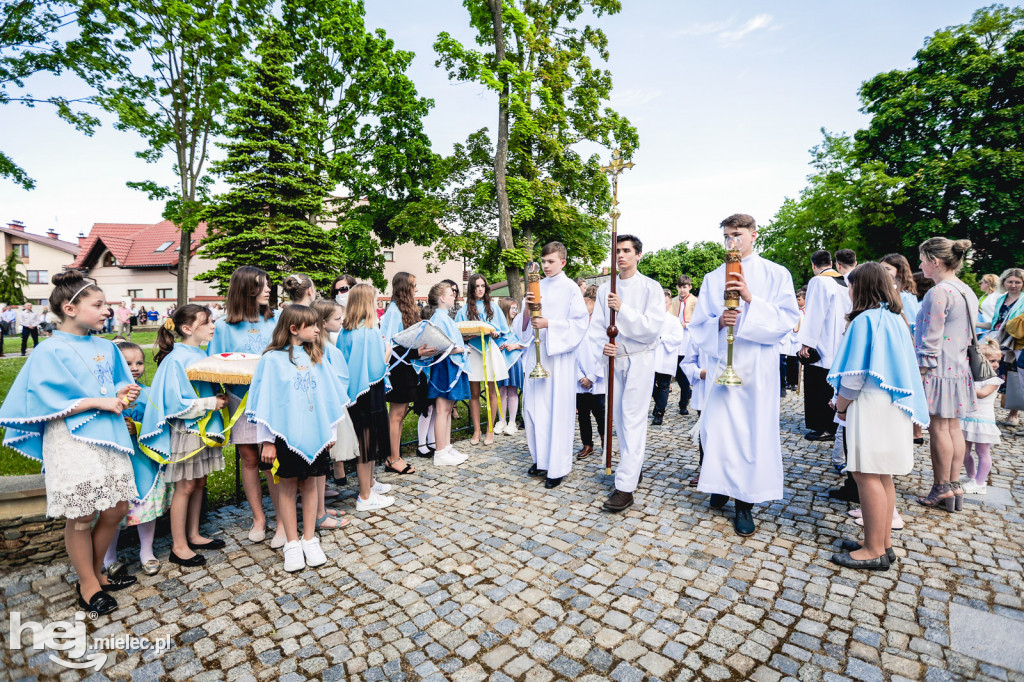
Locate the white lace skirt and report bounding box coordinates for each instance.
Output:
[42,419,136,519]
[331,408,359,462]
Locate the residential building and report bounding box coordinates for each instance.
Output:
[1,221,81,305]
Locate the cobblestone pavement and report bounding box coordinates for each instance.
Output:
[3,390,1023,681]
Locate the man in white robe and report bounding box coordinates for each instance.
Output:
[797,250,851,441]
[588,234,667,512]
[689,214,800,536]
[513,242,589,489]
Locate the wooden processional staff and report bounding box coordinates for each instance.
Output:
[599,149,634,475]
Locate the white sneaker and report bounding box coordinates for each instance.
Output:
[371,479,392,495]
[962,480,987,494]
[434,446,468,466]
[494,420,507,434]
[283,540,305,572]
[356,491,395,512]
[504,422,518,435]
[301,536,327,567]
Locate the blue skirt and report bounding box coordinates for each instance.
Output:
[428,358,470,402]
[498,358,525,389]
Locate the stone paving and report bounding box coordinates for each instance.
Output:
[2,389,1023,681]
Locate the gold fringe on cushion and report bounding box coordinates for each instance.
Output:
[185,369,253,385]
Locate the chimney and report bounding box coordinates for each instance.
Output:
[8,220,25,232]
[78,232,87,247]
[46,229,59,240]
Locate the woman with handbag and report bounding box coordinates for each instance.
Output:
[914,237,979,512]
[989,268,1024,426]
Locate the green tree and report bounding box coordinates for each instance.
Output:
[79,0,265,306]
[638,240,725,293]
[198,18,343,300]
[281,0,444,289]
[435,0,638,300]
[0,250,28,304]
[1,0,115,189]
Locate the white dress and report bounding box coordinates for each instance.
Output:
[961,376,1003,444]
[843,377,914,476]
[42,419,136,519]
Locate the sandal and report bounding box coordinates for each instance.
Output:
[316,514,349,530]
[917,483,955,512]
[322,508,346,517]
[385,458,415,475]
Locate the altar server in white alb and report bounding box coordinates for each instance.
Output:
[589,234,667,512]
[689,214,800,536]
[514,242,590,489]
[797,249,852,442]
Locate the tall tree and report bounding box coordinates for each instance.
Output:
[79,0,265,306]
[198,18,342,300]
[0,250,27,304]
[638,240,725,293]
[0,0,115,189]
[435,0,638,300]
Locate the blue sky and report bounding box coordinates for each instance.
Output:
[0,1,985,256]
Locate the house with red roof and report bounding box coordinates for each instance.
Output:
[70,220,222,306]
[1,221,81,305]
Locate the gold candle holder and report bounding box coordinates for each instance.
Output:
[526,262,549,379]
[716,242,743,386]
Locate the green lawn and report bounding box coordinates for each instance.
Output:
[0,331,476,506]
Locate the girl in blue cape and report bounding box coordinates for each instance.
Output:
[249,305,348,573]
[380,272,438,475]
[425,281,471,467]
[496,297,527,435]
[103,341,169,577]
[206,266,282,546]
[827,263,928,572]
[141,305,228,569]
[455,274,511,445]
[337,285,399,511]
[0,271,141,616]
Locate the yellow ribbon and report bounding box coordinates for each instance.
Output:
[135,392,248,466]
[479,330,503,434]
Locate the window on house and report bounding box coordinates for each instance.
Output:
[383,250,394,262]
[156,288,172,299]
[12,244,28,258]
[26,270,49,284]
[154,241,174,253]
[126,289,142,298]
[102,252,118,267]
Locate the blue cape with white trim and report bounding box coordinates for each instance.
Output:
[827,306,930,427]
[122,383,161,502]
[207,312,278,396]
[337,326,391,402]
[0,331,136,464]
[245,346,348,463]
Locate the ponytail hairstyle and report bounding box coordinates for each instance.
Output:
[979,336,1002,362]
[845,263,901,323]
[465,273,494,321]
[391,272,419,328]
[880,253,917,296]
[156,304,211,365]
[225,265,273,324]
[428,281,451,308]
[265,304,323,365]
[282,272,315,304]
[340,284,377,330]
[49,270,103,319]
[311,298,343,355]
[919,237,972,274]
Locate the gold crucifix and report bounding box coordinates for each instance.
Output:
[600,149,635,221]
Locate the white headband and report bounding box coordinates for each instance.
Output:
[69,283,92,303]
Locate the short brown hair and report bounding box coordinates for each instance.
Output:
[676,274,692,287]
[541,241,567,260]
[720,213,756,230]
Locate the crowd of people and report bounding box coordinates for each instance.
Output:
[0,212,1019,617]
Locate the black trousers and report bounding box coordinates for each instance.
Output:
[675,355,692,410]
[785,356,800,387]
[652,372,672,416]
[20,327,38,355]
[803,364,837,434]
[576,393,605,447]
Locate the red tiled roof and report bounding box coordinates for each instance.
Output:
[0,226,80,255]
[71,220,209,269]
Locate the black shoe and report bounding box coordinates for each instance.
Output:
[913,437,924,445]
[76,583,118,616]
[830,551,890,571]
[839,539,897,564]
[416,446,436,457]
[527,464,547,477]
[169,550,206,567]
[187,538,226,551]
[603,490,634,512]
[709,494,729,510]
[734,507,755,536]
[804,431,832,442]
[651,414,663,426]
[100,574,137,592]
[544,476,564,489]
[679,407,689,416]
[828,487,860,503]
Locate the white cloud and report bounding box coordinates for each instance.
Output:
[718,14,775,44]
[672,17,736,38]
[610,88,665,108]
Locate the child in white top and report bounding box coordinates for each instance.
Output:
[961,339,1003,494]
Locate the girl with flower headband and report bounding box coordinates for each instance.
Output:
[0,271,142,616]
[140,305,228,569]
